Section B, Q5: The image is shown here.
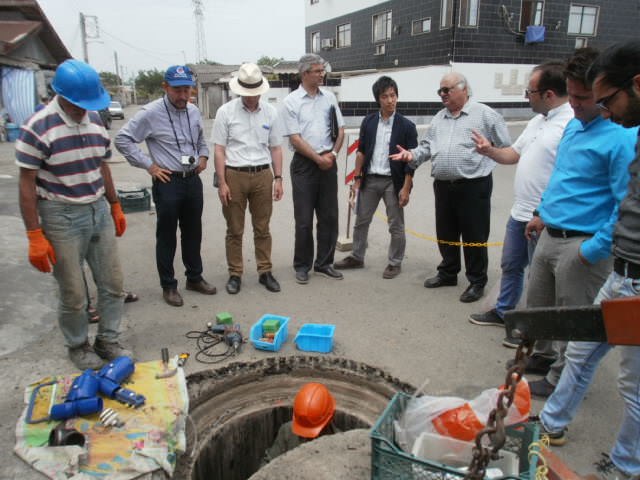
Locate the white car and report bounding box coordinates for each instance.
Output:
[108,101,124,119]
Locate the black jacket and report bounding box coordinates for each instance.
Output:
[358,111,418,194]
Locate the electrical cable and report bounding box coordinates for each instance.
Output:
[185,329,236,364]
[99,27,184,65]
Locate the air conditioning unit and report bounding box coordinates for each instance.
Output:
[321,38,335,49]
[374,44,386,55]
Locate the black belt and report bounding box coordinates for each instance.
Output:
[226,164,270,173]
[169,170,198,178]
[614,257,640,279]
[435,174,491,184]
[367,173,392,178]
[546,227,591,239]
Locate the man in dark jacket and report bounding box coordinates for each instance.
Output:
[334,76,417,278]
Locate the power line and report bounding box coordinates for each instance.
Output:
[99,27,182,66]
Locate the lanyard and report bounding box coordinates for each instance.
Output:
[163,97,196,155]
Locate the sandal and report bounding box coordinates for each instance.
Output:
[124,291,139,303]
[87,306,100,324]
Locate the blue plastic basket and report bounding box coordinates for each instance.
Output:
[249,314,290,352]
[294,323,335,353]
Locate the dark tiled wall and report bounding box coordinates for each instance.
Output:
[338,100,528,117]
[306,0,640,71]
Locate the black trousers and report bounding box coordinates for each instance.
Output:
[290,152,339,272]
[151,174,204,289]
[433,174,492,287]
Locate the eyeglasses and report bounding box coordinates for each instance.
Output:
[596,87,623,112]
[525,89,543,96]
[308,68,326,75]
[437,82,464,96]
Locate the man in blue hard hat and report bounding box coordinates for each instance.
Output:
[16,59,133,370]
[115,65,215,307]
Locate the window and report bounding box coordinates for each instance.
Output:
[459,0,480,27]
[310,0,319,4]
[412,17,432,35]
[568,4,598,35]
[372,11,392,42]
[311,31,320,53]
[374,44,386,55]
[575,37,588,48]
[520,1,544,31]
[441,0,453,29]
[337,23,351,48]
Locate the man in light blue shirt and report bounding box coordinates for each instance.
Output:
[523,48,638,399]
[281,54,345,285]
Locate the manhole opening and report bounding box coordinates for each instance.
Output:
[192,406,369,480]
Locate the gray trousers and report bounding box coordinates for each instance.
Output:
[352,175,405,266]
[527,230,611,385]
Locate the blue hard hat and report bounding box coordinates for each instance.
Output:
[52,59,111,111]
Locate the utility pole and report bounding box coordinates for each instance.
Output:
[79,13,88,63]
[114,51,122,104]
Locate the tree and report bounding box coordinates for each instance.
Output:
[197,59,221,65]
[100,71,122,87]
[257,55,284,67]
[134,69,165,97]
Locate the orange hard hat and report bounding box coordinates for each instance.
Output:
[292,382,336,438]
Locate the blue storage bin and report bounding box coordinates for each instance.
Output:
[249,314,290,352]
[294,323,335,353]
[6,123,20,142]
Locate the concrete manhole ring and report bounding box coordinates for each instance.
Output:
[176,356,415,480]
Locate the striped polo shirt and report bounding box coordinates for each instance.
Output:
[15,96,111,204]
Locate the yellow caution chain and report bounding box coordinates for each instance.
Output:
[373,211,504,247]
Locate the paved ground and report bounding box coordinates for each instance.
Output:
[0,105,624,478]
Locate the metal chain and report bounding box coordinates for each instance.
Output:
[464,340,534,480]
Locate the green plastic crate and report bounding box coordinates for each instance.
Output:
[117,188,150,213]
[370,392,539,480]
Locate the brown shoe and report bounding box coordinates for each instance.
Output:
[382,264,401,279]
[163,288,184,307]
[334,255,364,270]
[186,279,217,295]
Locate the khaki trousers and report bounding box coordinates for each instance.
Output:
[222,167,273,276]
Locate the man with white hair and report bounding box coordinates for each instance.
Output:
[211,63,284,294]
[281,54,345,285]
[391,72,511,303]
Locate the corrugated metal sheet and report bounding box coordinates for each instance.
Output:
[1,66,35,125]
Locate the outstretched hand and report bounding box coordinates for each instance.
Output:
[389,145,413,163]
[471,129,492,155]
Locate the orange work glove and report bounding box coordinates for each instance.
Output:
[27,229,56,273]
[110,201,126,237]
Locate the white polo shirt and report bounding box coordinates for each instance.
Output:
[510,101,574,222]
[211,97,282,167]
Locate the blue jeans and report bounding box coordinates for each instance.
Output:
[495,216,537,318]
[39,198,124,348]
[539,271,640,475]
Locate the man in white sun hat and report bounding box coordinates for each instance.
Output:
[211,63,284,294]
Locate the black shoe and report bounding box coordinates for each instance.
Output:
[259,272,281,292]
[528,415,567,446]
[424,275,457,288]
[460,284,484,303]
[502,336,522,348]
[295,270,309,285]
[469,309,504,326]
[314,265,344,280]
[506,355,555,375]
[225,275,241,294]
[334,255,364,269]
[529,378,556,398]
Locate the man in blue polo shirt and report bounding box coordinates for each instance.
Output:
[523,48,638,398]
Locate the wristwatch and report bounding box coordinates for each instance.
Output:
[354,175,363,180]
[533,209,540,217]
[331,150,338,158]
[274,175,283,180]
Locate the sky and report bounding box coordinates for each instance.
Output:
[38,0,306,79]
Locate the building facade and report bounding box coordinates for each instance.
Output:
[305,0,639,119]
